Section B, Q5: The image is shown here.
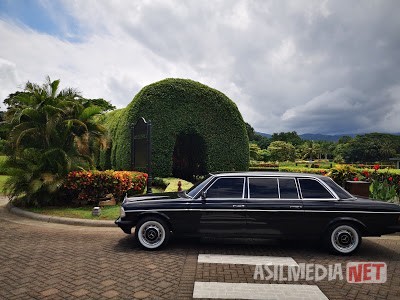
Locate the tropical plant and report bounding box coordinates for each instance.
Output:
[369,180,398,202]
[328,164,358,187]
[267,141,296,162]
[3,77,109,206]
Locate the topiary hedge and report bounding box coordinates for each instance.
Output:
[98,108,126,170]
[103,78,249,177]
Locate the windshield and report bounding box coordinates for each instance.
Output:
[187,174,213,198]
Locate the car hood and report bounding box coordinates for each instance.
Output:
[123,192,182,204]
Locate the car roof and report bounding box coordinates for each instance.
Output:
[210,171,327,179]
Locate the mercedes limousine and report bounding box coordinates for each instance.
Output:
[115,172,400,254]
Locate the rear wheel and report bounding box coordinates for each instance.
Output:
[135,217,170,250]
[325,223,362,255]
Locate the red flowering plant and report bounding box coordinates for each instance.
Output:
[64,170,148,204]
[367,165,400,202]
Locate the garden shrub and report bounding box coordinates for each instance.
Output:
[279,166,328,176]
[64,170,147,204]
[102,78,249,177]
[327,165,358,187]
[249,166,279,171]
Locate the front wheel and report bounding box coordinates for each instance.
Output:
[325,223,362,255]
[135,217,170,250]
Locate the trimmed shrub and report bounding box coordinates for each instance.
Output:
[102,78,249,177]
[97,109,126,170]
[64,170,147,203]
[279,166,328,176]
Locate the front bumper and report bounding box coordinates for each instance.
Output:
[115,217,134,234]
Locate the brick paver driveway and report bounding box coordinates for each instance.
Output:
[0,198,399,299]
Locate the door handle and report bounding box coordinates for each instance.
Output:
[232,204,245,208]
[289,205,303,209]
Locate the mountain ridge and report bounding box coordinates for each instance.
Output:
[255,132,400,142]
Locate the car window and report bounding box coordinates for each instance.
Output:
[319,176,353,199]
[249,178,279,198]
[298,178,334,199]
[206,177,244,198]
[187,174,212,198]
[278,178,299,199]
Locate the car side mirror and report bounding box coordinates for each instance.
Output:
[201,191,207,203]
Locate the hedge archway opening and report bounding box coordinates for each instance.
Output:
[172,131,207,181]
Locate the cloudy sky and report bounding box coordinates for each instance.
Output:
[1,0,400,135]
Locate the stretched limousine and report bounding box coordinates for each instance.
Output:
[115,172,400,254]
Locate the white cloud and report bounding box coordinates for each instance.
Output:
[1,0,400,134]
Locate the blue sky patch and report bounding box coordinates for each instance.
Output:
[0,0,82,42]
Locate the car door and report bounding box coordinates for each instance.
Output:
[246,176,304,238]
[297,177,341,237]
[190,176,247,237]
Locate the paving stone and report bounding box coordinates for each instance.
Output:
[133,290,151,298]
[102,290,119,298]
[101,279,116,286]
[71,289,89,297]
[40,288,59,296]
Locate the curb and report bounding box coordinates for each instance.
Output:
[6,202,116,227]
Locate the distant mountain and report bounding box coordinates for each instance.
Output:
[255,132,400,142]
[299,133,353,142]
[255,132,271,138]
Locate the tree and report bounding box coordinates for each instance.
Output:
[267,141,296,162]
[318,141,335,160]
[299,141,320,161]
[3,77,108,206]
[245,122,257,141]
[344,133,397,163]
[249,143,261,161]
[81,98,115,112]
[271,131,302,146]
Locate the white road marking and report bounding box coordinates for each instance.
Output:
[198,254,298,266]
[193,282,329,300]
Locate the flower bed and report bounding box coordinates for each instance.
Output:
[64,170,148,204]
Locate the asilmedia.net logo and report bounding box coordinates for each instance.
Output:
[346,262,387,283]
[254,262,387,284]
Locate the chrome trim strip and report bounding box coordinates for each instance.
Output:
[124,209,400,214]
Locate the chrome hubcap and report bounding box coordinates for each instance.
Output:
[331,225,358,253]
[138,221,165,249]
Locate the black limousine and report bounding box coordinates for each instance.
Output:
[115,172,400,254]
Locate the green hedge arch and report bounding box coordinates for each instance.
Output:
[103,78,249,177]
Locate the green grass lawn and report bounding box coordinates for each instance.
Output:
[26,205,120,220]
[0,175,9,195]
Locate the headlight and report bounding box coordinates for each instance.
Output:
[120,206,126,218]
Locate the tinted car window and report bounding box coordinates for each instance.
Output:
[278,178,299,199]
[249,178,279,198]
[187,174,212,198]
[206,177,244,198]
[320,176,353,199]
[298,179,334,199]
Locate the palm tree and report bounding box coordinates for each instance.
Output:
[4,77,108,206]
